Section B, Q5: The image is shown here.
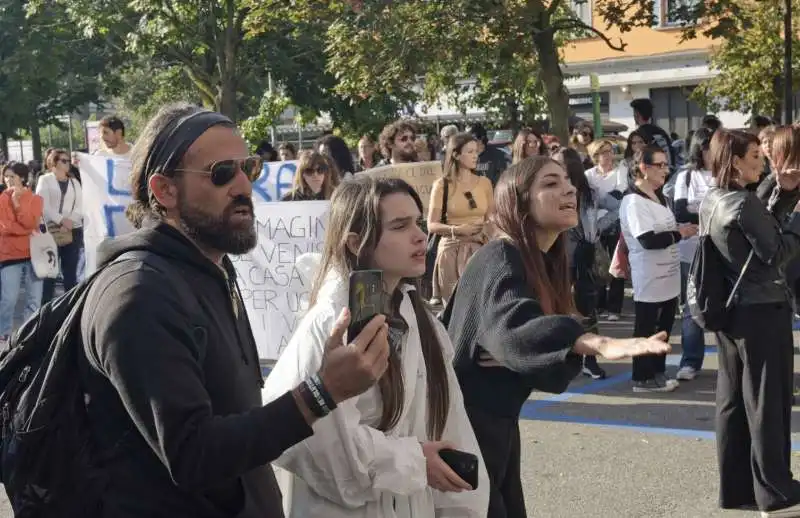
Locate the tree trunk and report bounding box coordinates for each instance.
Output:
[506,96,520,133]
[0,132,8,161]
[30,121,42,162]
[217,0,239,122]
[533,30,570,142]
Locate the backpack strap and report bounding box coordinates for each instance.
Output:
[441,180,449,224]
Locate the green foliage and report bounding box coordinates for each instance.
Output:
[0,0,119,138]
[688,0,799,117]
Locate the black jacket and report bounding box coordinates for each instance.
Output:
[281,189,325,202]
[446,239,583,418]
[700,177,800,307]
[78,220,312,517]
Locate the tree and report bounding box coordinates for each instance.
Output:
[38,0,275,122]
[596,0,798,121]
[688,1,800,121]
[245,0,410,141]
[304,0,635,141]
[0,0,120,158]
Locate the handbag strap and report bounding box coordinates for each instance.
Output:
[700,190,755,308]
[440,180,449,224]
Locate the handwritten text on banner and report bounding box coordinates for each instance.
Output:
[78,153,324,360]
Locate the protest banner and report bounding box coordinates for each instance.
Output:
[78,153,320,360]
[357,160,441,213]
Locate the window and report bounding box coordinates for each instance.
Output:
[570,0,593,27]
[652,0,698,27]
[650,86,705,138]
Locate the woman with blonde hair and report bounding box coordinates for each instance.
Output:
[585,139,627,321]
[265,176,490,518]
[511,128,547,164]
[281,150,340,201]
[427,132,494,305]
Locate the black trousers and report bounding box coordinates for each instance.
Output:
[716,303,800,512]
[631,298,677,381]
[467,406,526,518]
[597,232,624,314]
[42,227,83,304]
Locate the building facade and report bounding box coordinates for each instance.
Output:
[563,0,749,138]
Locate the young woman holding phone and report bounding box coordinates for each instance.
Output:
[264,176,489,518]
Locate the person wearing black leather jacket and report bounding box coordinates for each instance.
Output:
[701,128,800,517]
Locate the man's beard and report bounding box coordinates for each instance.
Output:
[395,147,417,162]
[178,193,257,255]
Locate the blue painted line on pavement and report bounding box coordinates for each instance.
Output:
[519,409,800,451]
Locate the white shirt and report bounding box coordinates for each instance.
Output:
[92,144,133,159]
[674,168,713,263]
[263,263,489,518]
[620,192,681,303]
[35,172,83,228]
[586,165,626,220]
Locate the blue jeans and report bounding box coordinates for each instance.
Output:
[679,261,706,370]
[0,261,43,337]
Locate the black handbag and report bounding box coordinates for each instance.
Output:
[425,180,449,277]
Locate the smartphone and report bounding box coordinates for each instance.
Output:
[347,270,384,341]
[439,448,479,490]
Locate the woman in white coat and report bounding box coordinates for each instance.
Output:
[263,176,490,518]
[36,147,83,302]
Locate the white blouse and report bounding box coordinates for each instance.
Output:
[263,262,489,518]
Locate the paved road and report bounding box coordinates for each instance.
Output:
[0,300,797,517]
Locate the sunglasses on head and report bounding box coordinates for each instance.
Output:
[464,191,477,210]
[175,156,263,186]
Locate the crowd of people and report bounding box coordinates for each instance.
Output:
[2,96,800,518]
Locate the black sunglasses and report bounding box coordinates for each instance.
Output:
[175,156,263,186]
[464,191,477,210]
[303,166,328,177]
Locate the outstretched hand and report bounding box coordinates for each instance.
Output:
[597,331,671,361]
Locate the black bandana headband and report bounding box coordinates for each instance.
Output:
[139,109,234,202]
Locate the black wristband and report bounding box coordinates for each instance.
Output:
[311,374,337,411]
[299,379,328,418]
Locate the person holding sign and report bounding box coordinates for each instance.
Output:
[281,150,340,201]
[264,176,489,518]
[427,133,494,305]
[78,103,391,518]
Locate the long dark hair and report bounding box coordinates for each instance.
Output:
[552,147,593,210]
[316,134,355,176]
[491,156,575,315]
[310,176,450,440]
[688,127,714,171]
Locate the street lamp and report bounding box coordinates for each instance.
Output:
[784,0,793,125]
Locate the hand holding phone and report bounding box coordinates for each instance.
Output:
[421,441,475,492]
[347,270,384,341]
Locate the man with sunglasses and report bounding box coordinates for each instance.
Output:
[378,120,418,165]
[75,103,391,517]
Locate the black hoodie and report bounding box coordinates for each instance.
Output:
[77,219,312,517]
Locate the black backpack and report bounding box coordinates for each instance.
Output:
[686,191,754,331]
[0,250,178,517]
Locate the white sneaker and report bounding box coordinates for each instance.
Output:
[676,366,697,381]
[762,502,800,517]
[606,313,620,322]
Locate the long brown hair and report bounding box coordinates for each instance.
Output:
[310,176,450,440]
[709,129,760,189]
[442,132,477,183]
[293,150,340,199]
[491,156,575,315]
[771,125,800,173]
[512,128,546,164]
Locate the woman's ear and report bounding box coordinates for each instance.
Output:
[345,232,361,257]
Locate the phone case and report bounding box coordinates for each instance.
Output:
[348,270,384,340]
[438,448,479,490]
